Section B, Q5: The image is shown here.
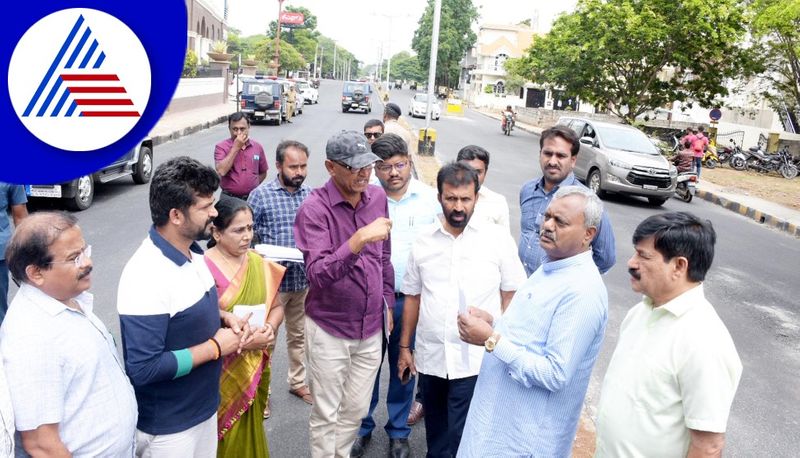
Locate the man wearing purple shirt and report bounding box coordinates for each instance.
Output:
[294,130,394,458]
[214,112,268,200]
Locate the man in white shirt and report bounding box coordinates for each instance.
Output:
[1,212,137,457]
[595,211,742,457]
[397,162,526,457]
[456,146,510,230]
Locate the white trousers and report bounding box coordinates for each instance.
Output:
[135,413,217,458]
[305,317,382,458]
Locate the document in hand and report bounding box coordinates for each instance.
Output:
[254,244,304,263]
[232,304,267,328]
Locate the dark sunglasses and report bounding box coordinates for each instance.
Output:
[364,132,382,139]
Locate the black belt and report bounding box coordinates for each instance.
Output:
[221,190,250,201]
[395,292,405,299]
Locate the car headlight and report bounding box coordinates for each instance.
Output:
[669,166,678,177]
[609,159,632,170]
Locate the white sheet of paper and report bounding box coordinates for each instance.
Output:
[254,244,304,263]
[232,304,267,328]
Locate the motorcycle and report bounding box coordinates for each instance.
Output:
[775,147,798,179]
[702,146,719,169]
[502,113,514,136]
[674,171,698,203]
[716,140,736,166]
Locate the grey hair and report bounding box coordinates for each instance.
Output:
[552,185,603,228]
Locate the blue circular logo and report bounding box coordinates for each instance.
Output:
[2,0,186,184]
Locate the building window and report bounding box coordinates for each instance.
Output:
[495,81,505,94]
[494,53,508,72]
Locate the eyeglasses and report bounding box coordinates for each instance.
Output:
[375,160,410,173]
[364,132,382,139]
[49,245,92,268]
[334,161,373,174]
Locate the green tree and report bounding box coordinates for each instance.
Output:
[412,0,479,88]
[183,50,198,78]
[509,0,759,123]
[389,51,424,82]
[254,38,306,73]
[751,0,800,128]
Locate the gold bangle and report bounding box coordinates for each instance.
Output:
[209,337,221,360]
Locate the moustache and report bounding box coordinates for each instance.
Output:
[78,266,93,280]
[628,268,641,280]
[540,230,557,242]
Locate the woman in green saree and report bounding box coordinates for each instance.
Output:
[205,197,286,458]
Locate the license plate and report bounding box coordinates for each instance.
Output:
[643,185,657,190]
[30,185,62,198]
[255,111,265,117]
[351,103,359,108]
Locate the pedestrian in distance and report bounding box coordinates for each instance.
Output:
[293,130,394,458]
[518,125,616,276]
[205,196,286,457]
[118,157,253,457]
[286,85,297,123]
[363,119,385,145]
[0,182,27,325]
[397,162,526,458]
[691,127,710,180]
[248,140,314,411]
[2,212,137,456]
[351,133,441,458]
[456,145,510,230]
[595,212,742,457]
[456,186,608,457]
[215,112,268,201]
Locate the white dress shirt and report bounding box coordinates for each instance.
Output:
[0,359,13,458]
[402,219,526,379]
[473,185,510,229]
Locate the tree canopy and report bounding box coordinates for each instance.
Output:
[508,0,759,123]
[389,52,424,82]
[412,0,478,88]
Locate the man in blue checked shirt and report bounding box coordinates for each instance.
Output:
[351,133,441,458]
[518,125,616,275]
[456,186,609,457]
[248,140,314,409]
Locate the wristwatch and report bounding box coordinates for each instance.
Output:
[484,333,500,352]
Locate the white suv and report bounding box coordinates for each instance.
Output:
[557,117,676,206]
[296,79,318,104]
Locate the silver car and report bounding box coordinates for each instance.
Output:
[557,117,676,206]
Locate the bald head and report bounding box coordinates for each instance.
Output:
[6,212,78,284]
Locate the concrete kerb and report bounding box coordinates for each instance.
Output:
[150,113,231,148]
[695,188,800,238]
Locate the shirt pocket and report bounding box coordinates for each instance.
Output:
[634,357,679,414]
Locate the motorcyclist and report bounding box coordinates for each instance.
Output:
[501,105,516,131]
[673,141,695,173]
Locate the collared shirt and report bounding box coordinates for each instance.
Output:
[0,184,26,261]
[117,227,221,435]
[387,178,441,292]
[384,119,418,157]
[248,177,311,292]
[1,284,137,457]
[402,220,526,380]
[518,173,616,275]
[472,185,510,230]
[458,250,607,457]
[294,179,394,340]
[214,137,268,196]
[0,359,12,458]
[595,285,742,458]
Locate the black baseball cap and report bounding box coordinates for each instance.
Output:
[326,130,381,169]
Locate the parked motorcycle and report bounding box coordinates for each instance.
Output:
[674,171,698,203]
[716,141,735,166]
[775,147,798,179]
[702,147,719,169]
[502,113,514,136]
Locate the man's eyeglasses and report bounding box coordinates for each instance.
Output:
[375,160,410,173]
[334,161,373,174]
[49,245,92,268]
[364,132,382,139]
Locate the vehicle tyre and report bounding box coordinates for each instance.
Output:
[705,158,718,169]
[342,107,348,113]
[648,196,668,206]
[780,164,798,179]
[588,169,606,198]
[132,146,153,184]
[731,156,746,170]
[275,115,282,126]
[65,176,94,211]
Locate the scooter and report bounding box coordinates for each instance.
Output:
[675,171,698,203]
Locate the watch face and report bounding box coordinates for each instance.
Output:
[485,337,496,351]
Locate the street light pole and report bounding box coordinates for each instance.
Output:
[333,44,338,80]
[424,0,442,129]
[272,0,284,76]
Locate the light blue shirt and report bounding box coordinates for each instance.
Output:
[458,250,608,458]
[518,174,616,275]
[388,179,440,292]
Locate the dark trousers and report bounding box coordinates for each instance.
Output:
[419,373,478,458]
[358,295,416,439]
[0,260,8,324]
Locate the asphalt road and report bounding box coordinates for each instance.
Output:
[20,79,800,457]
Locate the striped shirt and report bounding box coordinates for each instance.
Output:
[248,177,311,292]
[458,250,608,457]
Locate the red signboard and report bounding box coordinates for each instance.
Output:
[279,11,305,25]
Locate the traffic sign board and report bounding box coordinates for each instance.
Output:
[710,108,722,121]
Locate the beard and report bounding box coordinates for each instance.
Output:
[444,209,470,229]
[282,173,306,188]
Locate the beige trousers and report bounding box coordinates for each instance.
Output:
[280,289,309,390]
[305,317,382,458]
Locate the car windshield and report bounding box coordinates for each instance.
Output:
[414,94,428,103]
[598,126,660,155]
[345,83,368,93]
[244,83,274,96]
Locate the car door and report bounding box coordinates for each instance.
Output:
[574,122,599,180]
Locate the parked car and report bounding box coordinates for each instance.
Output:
[239,77,286,125]
[556,117,677,206]
[295,79,318,104]
[341,81,372,113]
[408,93,441,120]
[26,138,154,211]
